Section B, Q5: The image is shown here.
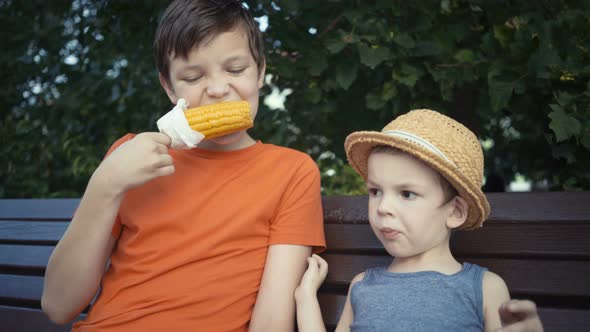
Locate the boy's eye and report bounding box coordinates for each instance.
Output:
[368,188,382,197]
[401,190,416,199]
[183,75,202,83]
[227,67,247,74]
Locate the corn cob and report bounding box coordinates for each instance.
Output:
[184,101,253,139]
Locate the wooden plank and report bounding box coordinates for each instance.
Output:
[324,224,590,259]
[320,254,590,297]
[321,192,590,224]
[317,293,590,332]
[0,274,43,304]
[0,244,54,272]
[0,221,68,244]
[0,199,78,220]
[0,305,82,332]
[487,192,590,222]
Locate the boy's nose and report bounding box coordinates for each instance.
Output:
[206,76,230,99]
[377,197,395,216]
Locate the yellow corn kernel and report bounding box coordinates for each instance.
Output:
[184,101,253,139]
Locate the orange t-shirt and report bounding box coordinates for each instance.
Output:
[71,135,325,332]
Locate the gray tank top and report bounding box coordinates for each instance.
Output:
[350,262,486,332]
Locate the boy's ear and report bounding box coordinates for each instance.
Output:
[159,73,178,104]
[446,196,468,229]
[257,60,266,89]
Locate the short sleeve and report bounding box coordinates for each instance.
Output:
[102,134,136,240]
[268,155,326,253]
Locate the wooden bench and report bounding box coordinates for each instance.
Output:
[1,192,589,331]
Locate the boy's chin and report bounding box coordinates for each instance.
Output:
[208,131,244,144]
[199,131,252,150]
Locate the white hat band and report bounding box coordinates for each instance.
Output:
[382,130,456,167]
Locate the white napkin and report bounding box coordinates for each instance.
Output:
[157,98,205,149]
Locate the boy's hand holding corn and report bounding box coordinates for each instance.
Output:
[94,132,174,195]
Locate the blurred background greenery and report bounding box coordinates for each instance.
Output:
[1,0,589,198]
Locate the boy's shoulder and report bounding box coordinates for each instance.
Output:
[259,143,317,166]
[105,133,136,156]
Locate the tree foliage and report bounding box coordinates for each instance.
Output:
[1,0,589,198]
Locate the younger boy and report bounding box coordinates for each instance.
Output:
[295,109,544,331]
[42,1,325,331]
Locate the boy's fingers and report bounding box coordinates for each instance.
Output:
[155,165,175,177]
[306,256,318,273]
[155,154,174,168]
[312,254,327,265]
[146,132,172,146]
[500,300,543,332]
[506,300,537,315]
[499,302,520,326]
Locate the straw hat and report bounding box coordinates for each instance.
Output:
[344,109,490,230]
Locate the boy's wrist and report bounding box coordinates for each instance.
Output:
[90,166,126,199]
[294,287,319,304]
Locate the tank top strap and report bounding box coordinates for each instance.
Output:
[461,262,488,320]
[360,266,384,283]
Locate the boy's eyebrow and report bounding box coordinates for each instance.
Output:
[177,55,250,72]
[365,179,378,186]
[223,54,250,63]
[178,64,204,71]
[367,179,426,189]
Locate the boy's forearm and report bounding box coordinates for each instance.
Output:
[296,293,327,332]
[42,170,123,323]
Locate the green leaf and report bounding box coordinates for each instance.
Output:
[335,61,358,90]
[493,25,512,48]
[381,82,397,101]
[548,109,582,142]
[488,81,514,112]
[366,92,386,110]
[413,41,442,57]
[555,91,574,106]
[303,87,322,104]
[529,48,561,79]
[280,0,299,13]
[453,49,475,63]
[392,64,421,87]
[306,53,327,76]
[358,43,391,69]
[325,37,347,54]
[393,33,415,48]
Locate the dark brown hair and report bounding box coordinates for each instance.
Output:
[154,0,265,84]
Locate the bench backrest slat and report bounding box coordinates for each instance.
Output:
[322,192,590,223]
[0,199,78,220]
[0,221,68,244]
[0,305,75,332]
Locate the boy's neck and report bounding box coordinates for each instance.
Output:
[196,133,257,151]
[388,245,462,275]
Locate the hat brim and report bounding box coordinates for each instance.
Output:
[344,131,490,230]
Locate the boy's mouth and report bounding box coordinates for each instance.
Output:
[380,227,400,240]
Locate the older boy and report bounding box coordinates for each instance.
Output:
[42,1,325,331]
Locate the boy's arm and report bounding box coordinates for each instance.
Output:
[42,178,120,324]
[249,244,311,332]
[334,272,364,332]
[498,300,544,332]
[42,133,173,324]
[295,254,329,332]
[482,271,511,332]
